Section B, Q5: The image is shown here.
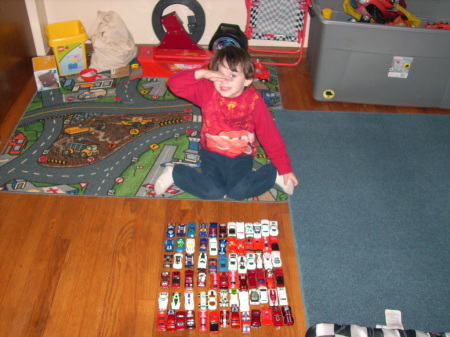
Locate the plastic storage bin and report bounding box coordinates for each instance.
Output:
[45,20,88,76]
[307,0,450,109]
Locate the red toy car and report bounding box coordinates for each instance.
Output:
[220,309,230,328]
[269,235,280,251]
[156,310,167,331]
[241,311,251,333]
[281,305,294,326]
[274,268,285,287]
[210,272,219,289]
[186,310,196,329]
[172,271,181,288]
[237,240,246,254]
[269,288,278,307]
[160,271,170,288]
[228,237,237,253]
[247,270,258,289]
[245,238,254,252]
[228,270,238,289]
[209,222,218,237]
[209,310,220,333]
[219,272,229,289]
[253,58,270,83]
[251,309,262,328]
[239,274,249,291]
[262,307,273,326]
[219,223,228,238]
[256,268,266,287]
[266,269,276,289]
[252,237,264,251]
[272,306,284,327]
[198,310,208,331]
[231,305,240,329]
[185,270,194,289]
[175,310,186,331]
[166,309,176,331]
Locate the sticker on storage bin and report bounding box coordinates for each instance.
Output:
[388,56,413,79]
[323,89,335,99]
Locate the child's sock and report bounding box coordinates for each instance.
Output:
[275,173,294,195]
[154,166,174,195]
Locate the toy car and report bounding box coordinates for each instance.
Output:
[256,253,263,269]
[209,237,218,256]
[266,269,276,289]
[272,306,284,327]
[239,274,249,291]
[261,219,270,237]
[185,270,194,289]
[253,222,262,238]
[249,288,260,305]
[160,271,170,288]
[220,309,230,327]
[187,222,196,237]
[270,235,280,251]
[158,292,169,310]
[208,258,218,274]
[251,309,262,328]
[166,223,176,238]
[262,307,272,326]
[236,222,245,239]
[198,291,207,310]
[253,237,264,251]
[219,289,229,307]
[172,271,181,288]
[255,268,265,286]
[185,238,195,254]
[207,290,217,310]
[271,250,282,267]
[209,222,218,237]
[198,310,208,331]
[210,272,219,289]
[218,255,228,272]
[185,253,194,268]
[238,290,250,312]
[227,222,237,237]
[209,310,220,333]
[175,310,186,330]
[199,223,208,237]
[166,309,176,331]
[164,239,174,252]
[184,291,195,310]
[247,270,257,289]
[228,271,238,289]
[241,310,251,333]
[269,220,279,236]
[274,268,285,287]
[173,253,183,269]
[172,292,181,309]
[259,286,269,304]
[263,236,272,252]
[197,271,207,287]
[218,239,227,255]
[219,272,229,289]
[245,238,254,252]
[246,253,256,270]
[277,287,288,306]
[177,223,186,237]
[157,310,167,331]
[229,288,239,306]
[228,253,238,271]
[230,305,240,328]
[268,288,278,307]
[238,255,247,274]
[186,310,196,329]
[198,252,207,270]
[199,238,208,252]
[281,305,294,325]
[237,240,246,255]
[253,58,270,83]
[219,223,227,238]
[228,237,237,253]
[245,223,254,237]
[263,252,273,270]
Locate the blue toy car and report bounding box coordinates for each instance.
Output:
[176,238,186,252]
[199,223,208,237]
[166,223,176,238]
[218,255,228,272]
[185,254,195,268]
[177,223,186,237]
[187,222,196,238]
[199,238,208,252]
[219,239,227,255]
[165,239,174,252]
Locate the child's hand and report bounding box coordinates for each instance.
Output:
[283,172,299,187]
[195,69,232,83]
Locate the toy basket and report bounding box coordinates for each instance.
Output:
[245,0,311,66]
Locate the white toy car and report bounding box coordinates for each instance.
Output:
[198,291,207,310]
[158,292,169,310]
[219,289,229,307]
[209,237,218,256]
[228,253,238,271]
[269,220,279,236]
[227,222,237,237]
[262,252,273,270]
[271,251,282,268]
[255,252,263,269]
[186,238,196,254]
[236,222,245,239]
[277,287,288,306]
[173,253,183,269]
[238,290,249,312]
[246,253,256,270]
[208,290,217,310]
[185,291,195,310]
[171,292,181,309]
[258,286,269,304]
[245,223,254,237]
[249,288,260,305]
[198,252,207,270]
[229,289,239,306]
[261,219,270,237]
[238,255,247,274]
[253,222,262,239]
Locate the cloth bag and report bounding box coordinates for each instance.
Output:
[88,11,137,72]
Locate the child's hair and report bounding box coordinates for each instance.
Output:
[209,46,255,80]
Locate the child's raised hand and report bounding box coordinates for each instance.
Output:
[195,69,232,83]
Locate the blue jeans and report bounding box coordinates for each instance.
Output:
[173,148,277,200]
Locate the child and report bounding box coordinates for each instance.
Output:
[154,46,298,200]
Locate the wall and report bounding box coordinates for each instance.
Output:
[30,0,308,56]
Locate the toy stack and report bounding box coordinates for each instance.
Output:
[157,220,294,332]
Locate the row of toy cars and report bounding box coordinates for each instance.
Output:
[157,221,294,332]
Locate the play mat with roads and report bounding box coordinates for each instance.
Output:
[0,59,288,202]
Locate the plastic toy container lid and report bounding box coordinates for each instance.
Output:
[45,20,88,46]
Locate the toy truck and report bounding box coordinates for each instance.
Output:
[120,116,155,128]
[62,143,99,158]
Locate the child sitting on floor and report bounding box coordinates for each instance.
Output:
[154,46,298,200]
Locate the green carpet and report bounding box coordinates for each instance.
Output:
[0,61,287,201]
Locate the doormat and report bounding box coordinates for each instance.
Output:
[0,59,287,202]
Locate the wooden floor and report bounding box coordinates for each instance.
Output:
[0,51,448,337]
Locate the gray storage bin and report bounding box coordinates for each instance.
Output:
[307,0,450,109]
